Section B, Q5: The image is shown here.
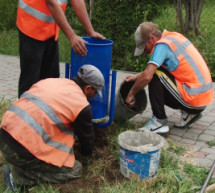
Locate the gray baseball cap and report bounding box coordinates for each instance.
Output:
[77,64,105,97]
[134,22,159,56]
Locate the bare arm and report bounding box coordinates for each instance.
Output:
[124,72,140,82]
[71,0,105,39]
[46,0,75,38]
[46,0,87,56]
[46,0,104,56]
[125,63,158,107]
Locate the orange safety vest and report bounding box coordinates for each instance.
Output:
[16,0,67,41]
[154,30,214,107]
[0,78,89,168]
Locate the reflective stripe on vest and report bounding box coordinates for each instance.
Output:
[21,92,74,135]
[163,36,213,95]
[17,0,67,40]
[1,79,89,167]
[18,0,55,23]
[8,104,74,154]
[156,30,213,106]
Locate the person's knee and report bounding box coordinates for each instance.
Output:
[72,160,82,177]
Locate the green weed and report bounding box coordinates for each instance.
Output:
[207,140,215,147]
[0,97,11,122]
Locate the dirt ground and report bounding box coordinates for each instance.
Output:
[0,125,124,193]
[53,126,124,193]
[1,126,214,192]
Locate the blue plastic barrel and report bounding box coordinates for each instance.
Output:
[69,37,114,119]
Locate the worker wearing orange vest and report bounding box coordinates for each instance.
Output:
[17,0,105,98]
[125,22,213,134]
[0,65,104,190]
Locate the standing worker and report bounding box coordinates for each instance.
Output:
[125,22,214,135]
[0,64,104,191]
[17,0,105,98]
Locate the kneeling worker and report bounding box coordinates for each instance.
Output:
[0,64,104,191]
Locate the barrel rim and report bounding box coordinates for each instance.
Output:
[82,36,114,46]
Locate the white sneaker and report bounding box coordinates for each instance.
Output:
[174,110,202,128]
[138,116,169,134]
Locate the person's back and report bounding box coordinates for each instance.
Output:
[156,30,213,107]
[2,78,89,167]
[0,64,105,191]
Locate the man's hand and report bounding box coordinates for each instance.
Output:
[125,94,136,108]
[124,74,138,82]
[70,35,88,56]
[124,74,138,108]
[70,32,105,56]
[88,31,105,40]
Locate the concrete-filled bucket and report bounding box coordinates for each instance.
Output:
[118,130,164,180]
[114,81,147,123]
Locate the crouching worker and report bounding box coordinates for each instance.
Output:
[125,22,214,135]
[0,64,104,191]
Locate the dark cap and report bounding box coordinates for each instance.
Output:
[77,64,105,97]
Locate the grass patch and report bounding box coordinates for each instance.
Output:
[0,29,18,56]
[0,105,210,193]
[153,0,215,78]
[58,31,72,63]
[0,97,11,122]
[0,29,71,64]
[207,140,215,147]
[167,140,186,155]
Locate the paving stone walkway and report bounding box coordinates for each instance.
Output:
[0,54,215,168]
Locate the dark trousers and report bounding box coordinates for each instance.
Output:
[149,67,205,119]
[18,30,60,98]
[0,129,82,186]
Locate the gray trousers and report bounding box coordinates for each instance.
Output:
[0,136,82,186]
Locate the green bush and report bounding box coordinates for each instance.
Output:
[0,0,17,30]
[65,0,160,72]
[91,0,160,71]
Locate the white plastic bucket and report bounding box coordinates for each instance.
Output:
[118,130,164,180]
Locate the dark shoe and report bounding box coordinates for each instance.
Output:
[174,110,202,129]
[2,164,17,192]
